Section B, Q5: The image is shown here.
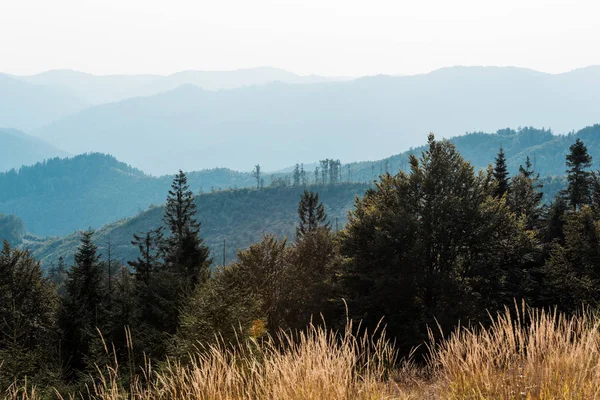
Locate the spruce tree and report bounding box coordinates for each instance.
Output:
[293,164,301,187]
[163,170,211,287]
[493,146,509,197]
[128,227,163,285]
[565,138,593,211]
[59,230,107,377]
[296,190,331,239]
[508,156,543,229]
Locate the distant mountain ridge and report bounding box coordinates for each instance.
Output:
[0,74,88,131]
[0,128,69,172]
[12,67,335,105]
[31,66,600,175]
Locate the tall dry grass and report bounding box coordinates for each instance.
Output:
[5,305,600,399]
[431,304,600,399]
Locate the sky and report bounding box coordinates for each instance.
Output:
[1,0,599,77]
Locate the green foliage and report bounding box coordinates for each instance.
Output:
[58,230,109,378]
[339,134,539,352]
[0,214,25,246]
[565,138,593,211]
[296,190,331,238]
[493,147,509,197]
[0,241,57,390]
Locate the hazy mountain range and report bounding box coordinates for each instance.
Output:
[12,67,334,105]
[23,66,600,175]
[0,74,88,131]
[0,128,68,171]
[1,66,599,175]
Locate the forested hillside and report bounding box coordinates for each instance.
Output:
[26,183,368,268]
[0,154,255,236]
[346,124,600,182]
[4,124,598,237]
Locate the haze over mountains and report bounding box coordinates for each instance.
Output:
[0,128,68,171]
[0,74,88,131]
[21,66,600,175]
[12,67,334,105]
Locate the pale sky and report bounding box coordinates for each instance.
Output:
[1,0,599,77]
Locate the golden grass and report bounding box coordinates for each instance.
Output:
[5,305,600,399]
[431,304,600,399]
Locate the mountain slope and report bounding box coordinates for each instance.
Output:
[343,124,600,184]
[0,128,69,172]
[0,153,256,236]
[32,66,600,175]
[16,67,333,105]
[0,74,88,131]
[25,183,369,268]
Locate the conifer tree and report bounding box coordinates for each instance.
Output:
[163,170,211,287]
[565,138,593,211]
[293,164,301,187]
[296,190,331,238]
[493,146,509,197]
[252,165,261,189]
[128,227,163,285]
[300,163,307,186]
[59,230,107,377]
[508,156,543,229]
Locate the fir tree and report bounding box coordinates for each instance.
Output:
[508,156,543,229]
[565,138,593,211]
[493,146,509,197]
[252,165,261,189]
[128,227,163,285]
[296,190,330,239]
[59,230,107,377]
[293,164,301,187]
[162,170,211,287]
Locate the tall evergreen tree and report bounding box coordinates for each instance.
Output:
[252,165,261,189]
[58,230,107,378]
[565,138,593,211]
[162,170,211,287]
[293,164,301,187]
[493,146,509,197]
[507,156,543,229]
[128,228,164,285]
[296,190,331,239]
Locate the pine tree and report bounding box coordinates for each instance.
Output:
[128,227,163,285]
[296,190,331,239]
[293,164,301,187]
[163,170,211,287]
[300,164,307,186]
[507,156,543,229]
[493,147,509,197]
[252,165,261,189]
[59,230,107,377]
[565,138,593,211]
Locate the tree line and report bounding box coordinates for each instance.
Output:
[2,135,600,394]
